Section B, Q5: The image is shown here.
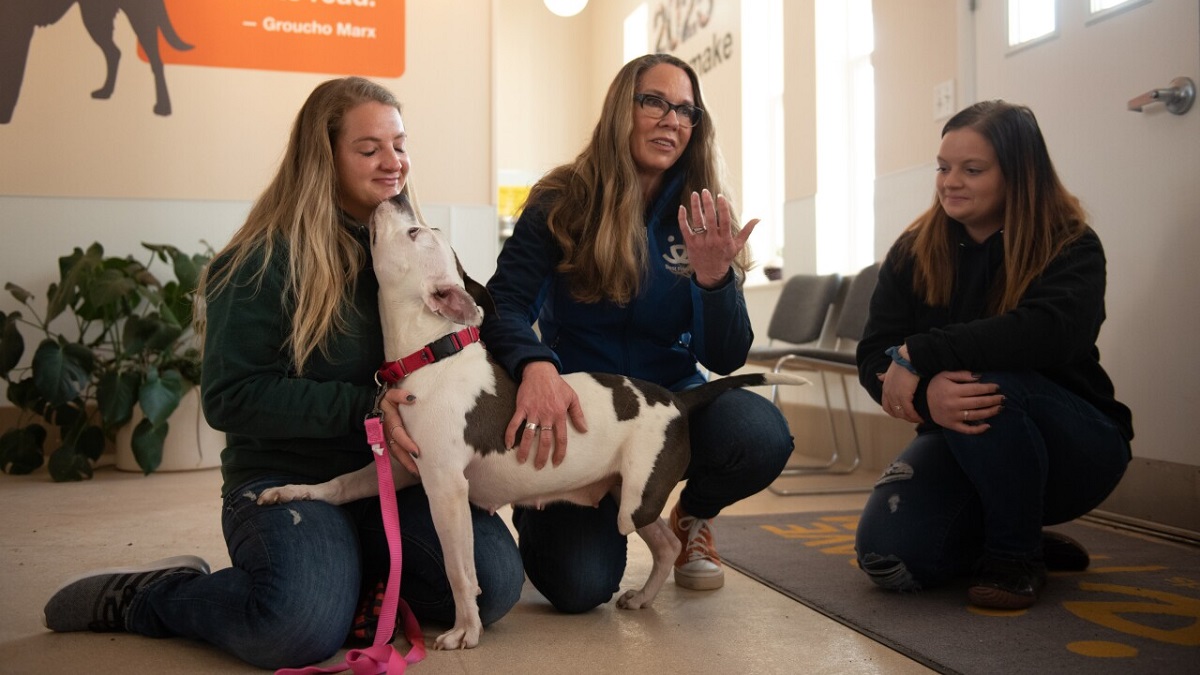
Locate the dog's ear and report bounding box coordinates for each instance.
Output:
[427,284,482,326]
[463,273,496,317]
[453,252,496,317]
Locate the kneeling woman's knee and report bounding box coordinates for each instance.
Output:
[855,533,956,592]
[857,552,924,592]
[474,537,525,625]
[710,391,795,465]
[239,599,354,669]
[855,510,950,593]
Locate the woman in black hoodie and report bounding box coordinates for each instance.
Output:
[854,100,1132,610]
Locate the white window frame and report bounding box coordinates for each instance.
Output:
[1006,0,1059,54]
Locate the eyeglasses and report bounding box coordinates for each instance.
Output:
[633,93,703,128]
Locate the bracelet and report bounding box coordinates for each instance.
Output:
[885,345,920,376]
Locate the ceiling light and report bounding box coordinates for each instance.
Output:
[544,0,587,18]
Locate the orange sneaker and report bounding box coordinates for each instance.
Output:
[670,503,724,590]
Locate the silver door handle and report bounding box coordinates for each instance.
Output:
[1127,77,1195,115]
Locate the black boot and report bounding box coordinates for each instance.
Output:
[1041,530,1090,571]
[967,556,1047,610]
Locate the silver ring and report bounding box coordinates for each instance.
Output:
[963,410,969,421]
[689,226,707,235]
[390,424,402,435]
[893,405,902,412]
[525,421,538,432]
[540,425,553,431]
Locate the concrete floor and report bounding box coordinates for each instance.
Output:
[0,461,932,674]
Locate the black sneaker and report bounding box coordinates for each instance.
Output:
[1041,530,1090,571]
[967,556,1046,610]
[43,555,210,632]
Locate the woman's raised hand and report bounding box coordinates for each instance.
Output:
[679,189,758,288]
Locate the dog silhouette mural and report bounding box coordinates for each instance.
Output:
[0,0,193,124]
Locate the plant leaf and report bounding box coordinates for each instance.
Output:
[77,267,137,324]
[0,310,25,376]
[130,418,167,474]
[0,425,46,474]
[48,245,103,323]
[6,377,42,409]
[4,282,34,305]
[76,424,106,462]
[139,368,183,426]
[32,339,92,406]
[47,442,94,482]
[123,313,182,357]
[46,399,86,430]
[97,369,139,429]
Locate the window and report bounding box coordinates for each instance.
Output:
[814,0,875,275]
[741,0,785,282]
[1008,0,1056,48]
[1088,0,1150,24]
[1091,0,1138,11]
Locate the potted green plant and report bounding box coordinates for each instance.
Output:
[0,242,212,481]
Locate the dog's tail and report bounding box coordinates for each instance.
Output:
[676,373,810,413]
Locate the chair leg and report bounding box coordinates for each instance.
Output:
[776,369,839,473]
[768,370,871,496]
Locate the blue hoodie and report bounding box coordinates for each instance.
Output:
[482,170,754,392]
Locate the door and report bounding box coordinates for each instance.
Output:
[971,0,1200,531]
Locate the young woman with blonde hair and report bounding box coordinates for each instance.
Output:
[855,100,1132,609]
[43,76,523,669]
[482,53,794,612]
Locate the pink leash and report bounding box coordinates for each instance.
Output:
[277,414,427,675]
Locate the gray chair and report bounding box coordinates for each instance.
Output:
[758,262,880,495]
[747,272,843,376]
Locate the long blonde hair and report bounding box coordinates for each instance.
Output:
[196,77,420,374]
[901,100,1087,314]
[530,53,750,304]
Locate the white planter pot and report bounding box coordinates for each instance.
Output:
[115,388,223,472]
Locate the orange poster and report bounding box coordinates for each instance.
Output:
[141,0,405,78]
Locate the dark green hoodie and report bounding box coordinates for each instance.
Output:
[201,220,384,496]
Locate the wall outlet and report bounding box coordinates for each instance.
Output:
[933,79,956,120]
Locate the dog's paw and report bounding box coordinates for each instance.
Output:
[616,589,654,610]
[434,624,481,650]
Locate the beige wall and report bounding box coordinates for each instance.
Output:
[496,0,595,182]
[784,0,818,201]
[872,0,958,177]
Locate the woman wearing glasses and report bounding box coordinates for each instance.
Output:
[481,53,794,613]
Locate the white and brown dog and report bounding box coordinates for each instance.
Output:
[259,194,808,650]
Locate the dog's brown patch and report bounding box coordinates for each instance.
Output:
[462,359,520,456]
[632,414,691,529]
[586,372,677,421]
[623,377,675,408]
[585,373,642,421]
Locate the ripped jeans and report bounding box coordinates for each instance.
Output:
[855,371,1130,591]
[124,475,524,670]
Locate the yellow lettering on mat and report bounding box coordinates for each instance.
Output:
[1064,582,1200,646]
[761,515,858,556]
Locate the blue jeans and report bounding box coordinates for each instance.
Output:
[125,475,524,669]
[855,371,1130,591]
[513,388,794,613]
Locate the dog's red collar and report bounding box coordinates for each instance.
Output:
[376,326,482,384]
